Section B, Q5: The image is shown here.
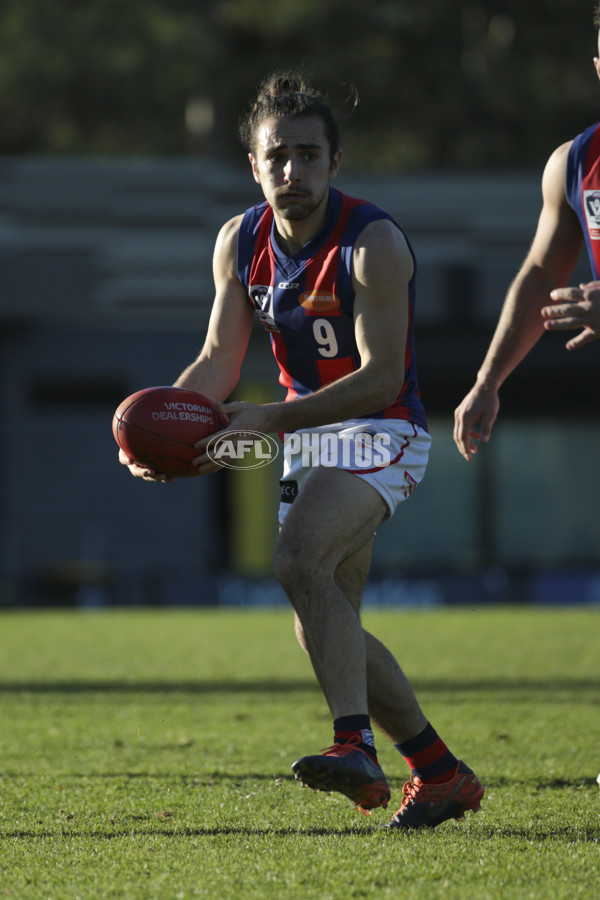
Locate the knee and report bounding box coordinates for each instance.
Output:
[272,534,305,590]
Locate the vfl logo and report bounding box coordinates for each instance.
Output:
[249,285,279,332]
[206,430,280,470]
[584,190,600,239]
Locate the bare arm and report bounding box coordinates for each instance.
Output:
[174,214,254,399]
[215,218,412,436]
[454,141,584,460]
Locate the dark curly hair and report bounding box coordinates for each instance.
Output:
[238,71,344,164]
[594,2,600,27]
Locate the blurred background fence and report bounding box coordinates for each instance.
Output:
[1,0,599,608]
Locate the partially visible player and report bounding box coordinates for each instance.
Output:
[454,2,600,461]
[121,71,484,829]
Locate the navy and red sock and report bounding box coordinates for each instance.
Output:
[330,717,471,782]
[333,714,378,764]
[395,722,472,783]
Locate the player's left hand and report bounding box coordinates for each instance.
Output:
[542,281,600,350]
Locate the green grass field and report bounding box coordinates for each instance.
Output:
[0,606,598,899]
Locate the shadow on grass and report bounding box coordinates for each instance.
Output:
[479,825,600,843]
[482,775,599,789]
[0,771,301,781]
[0,678,597,696]
[0,679,317,694]
[0,825,375,840]
[2,823,600,842]
[2,772,596,791]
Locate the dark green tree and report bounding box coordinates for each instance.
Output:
[0,0,598,169]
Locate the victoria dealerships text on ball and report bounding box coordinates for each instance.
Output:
[152,402,216,424]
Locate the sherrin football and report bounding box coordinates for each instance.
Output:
[112,386,227,477]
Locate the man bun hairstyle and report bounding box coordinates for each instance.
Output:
[239,70,342,164]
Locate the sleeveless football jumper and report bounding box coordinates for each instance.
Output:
[566,121,600,278]
[236,187,427,432]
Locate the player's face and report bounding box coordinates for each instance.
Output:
[249,115,342,223]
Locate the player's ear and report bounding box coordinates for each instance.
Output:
[329,149,342,179]
[594,57,600,81]
[248,153,261,184]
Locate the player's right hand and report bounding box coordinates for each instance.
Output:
[118,448,173,482]
[453,385,500,461]
[543,281,600,350]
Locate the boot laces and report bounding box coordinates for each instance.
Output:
[401,775,431,807]
[319,735,364,758]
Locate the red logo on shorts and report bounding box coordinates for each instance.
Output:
[402,471,418,498]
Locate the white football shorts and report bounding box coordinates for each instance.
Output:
[278,418,431,525]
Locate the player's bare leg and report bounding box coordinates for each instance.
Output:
[274,466,392,810]
[331,533,483,828]
[273,466,386,717]
[313,537,427,743]
[282,466,483,823]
